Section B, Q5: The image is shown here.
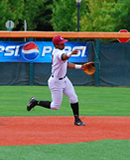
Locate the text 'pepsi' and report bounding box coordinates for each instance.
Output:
[0,41,88,63]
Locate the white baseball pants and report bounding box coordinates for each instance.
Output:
[48,76,78,110]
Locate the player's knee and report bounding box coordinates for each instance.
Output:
[50,102,61,110]
[70,95,78,104]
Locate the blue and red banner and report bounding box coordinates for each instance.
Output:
[0,41,88,63]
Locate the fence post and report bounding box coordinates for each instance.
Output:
[29,62,34,85]
[95,39,100,86]
[29,38,34,85]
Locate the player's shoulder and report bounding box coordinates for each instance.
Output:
[54,49,65,56]
[53,49,66,61]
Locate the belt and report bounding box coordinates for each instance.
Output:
[52,75,66,80]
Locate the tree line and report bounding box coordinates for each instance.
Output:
[0,0,129,32]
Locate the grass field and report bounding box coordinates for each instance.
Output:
[0,86,130,117]
[0,86,130,160]
[0,140,129,160]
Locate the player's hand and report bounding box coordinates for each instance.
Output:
[64,49,79,60]
[81,65,84,70]
[71,49,79,55]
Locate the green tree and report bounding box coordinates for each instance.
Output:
[0,0,24,30]
[51,0,86,31]
[23,0,39,30]
[80,0,130,32]
[0,0,52,31]
[80,0,117,31]
[98,0,130,31]
[35,0,53,31]
[0,0,10,30]
[23,0,53,31]
[112,0,130,31]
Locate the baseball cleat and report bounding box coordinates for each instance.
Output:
[27,97,36,111]
[74,119,86,126]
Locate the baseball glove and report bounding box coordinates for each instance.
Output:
[82,62,95,75]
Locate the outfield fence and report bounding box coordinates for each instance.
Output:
[0,31,130,86]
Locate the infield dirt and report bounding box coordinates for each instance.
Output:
[0,116,129,146]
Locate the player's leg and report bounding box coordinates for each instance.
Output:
[63,77,85,126]
[27,96,51,111]
[48,77,64,110]
[31,87,63,110]
[27,78,63,111]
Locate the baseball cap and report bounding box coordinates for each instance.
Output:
[52,35,68,45]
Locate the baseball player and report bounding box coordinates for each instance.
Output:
[27,35,85,126]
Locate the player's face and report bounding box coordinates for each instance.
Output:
[56,43,65,50]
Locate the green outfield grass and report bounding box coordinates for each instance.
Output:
[0,86,130,117]
[0,140,129,160]
[0,86,130,160]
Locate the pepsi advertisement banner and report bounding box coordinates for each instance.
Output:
[0,41,88,63]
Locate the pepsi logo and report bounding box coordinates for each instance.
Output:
[22,42,39,61]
